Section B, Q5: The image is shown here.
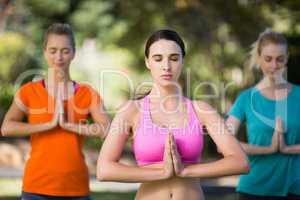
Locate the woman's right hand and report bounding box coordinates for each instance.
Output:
[162,132,174,179]
[47,91,63,130]
[269,117,282,153]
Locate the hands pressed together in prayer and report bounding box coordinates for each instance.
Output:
[162,132,186,179]
[271,117,290,154]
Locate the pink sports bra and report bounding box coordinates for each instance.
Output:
[132,95,204,166]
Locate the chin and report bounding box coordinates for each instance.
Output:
[54,65,68,70]
[159,80,179,88]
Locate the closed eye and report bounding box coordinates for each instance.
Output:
[170,54,180,61]
[62,49,71,54]
[152,55,162,61]
[264,56,272,62]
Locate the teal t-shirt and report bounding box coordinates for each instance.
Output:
[228,84,300,196]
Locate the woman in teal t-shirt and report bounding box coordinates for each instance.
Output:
[227,29,300,200]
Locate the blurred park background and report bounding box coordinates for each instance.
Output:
[0,0,299,199]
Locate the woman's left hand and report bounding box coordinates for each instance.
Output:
[57,89,73,131]
[59,111,72,130]
[277,118,289,153]
[279,132,288,153]
[169,133,185,177]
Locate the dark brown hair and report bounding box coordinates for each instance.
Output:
[145,29,185,58]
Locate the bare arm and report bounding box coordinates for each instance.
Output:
[60,99,111,139]
[280,144,300,154]
[97,101,173,182]
[226,116,279,155]
[1,99,59,137]
[177,101,249,178]
[278,118,300,154]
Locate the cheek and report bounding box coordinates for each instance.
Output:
[278,60,287,67]
[66,55,74,62]
[260,64,269,73]
[150,67,160,76]
[173,63,183,72]
[148,60,160,68]
[44,54,53,63]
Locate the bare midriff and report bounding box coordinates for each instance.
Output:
[135,164,204,200]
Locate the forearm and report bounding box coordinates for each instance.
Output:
[281,144,300,154]
[180,155,249,178]
[240,142,274,155]
[97,162,167,183]
[1,121,52,136]
[63,122,109,138]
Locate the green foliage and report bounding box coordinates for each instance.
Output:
[0,32,34,82]
[26,0,71,17]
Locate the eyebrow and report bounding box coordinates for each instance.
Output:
[48,47,71,51]
[151,53,180,58]
[264,55,285,58]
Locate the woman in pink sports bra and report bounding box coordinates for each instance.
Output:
[97,29,249,200]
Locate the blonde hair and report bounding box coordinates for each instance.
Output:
[247,28,288,69]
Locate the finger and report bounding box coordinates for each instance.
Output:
[171,136,179,157]
[278,117,282,131]
[276,117,283,132]
[169,137,181,168]
[59,112,64,124]
[168,132,172,146]
[169,133,176,149]
[169,134,178,155]
[164,135,172,160]
[58,94,64,115]
[169,134,177,158]
[166,133,171,150]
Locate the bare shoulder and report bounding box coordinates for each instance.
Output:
[192,100,217,114]
[114,99,142,123]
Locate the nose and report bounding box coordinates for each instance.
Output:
[55,52,63,61]
[162,59,171,71]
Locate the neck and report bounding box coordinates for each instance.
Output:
[260,76,288,90]
[47,68,71,85]
[149,83,182,100]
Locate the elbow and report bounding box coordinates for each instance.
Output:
[244,161,250,174]
[238,156,250,174]
[1,124,10,137]
[96,167,107,181]
[96,161,111,181]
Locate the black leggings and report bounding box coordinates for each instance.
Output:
[239,192,300,200]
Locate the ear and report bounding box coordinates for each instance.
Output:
[145,57,150,70]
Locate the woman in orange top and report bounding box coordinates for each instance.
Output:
[1,23,110,200]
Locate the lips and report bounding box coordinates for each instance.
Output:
[161,74,173,80]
